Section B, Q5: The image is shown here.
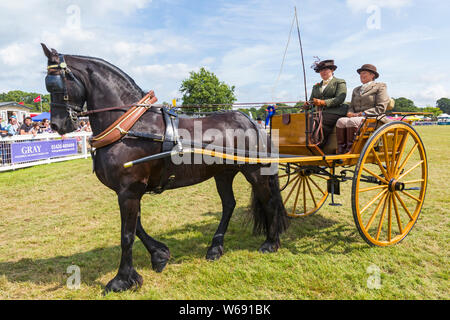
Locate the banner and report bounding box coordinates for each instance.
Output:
[11,139,78,163]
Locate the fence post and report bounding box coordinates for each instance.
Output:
[82,133,88,159]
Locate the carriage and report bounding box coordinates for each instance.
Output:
[270,108,427,247]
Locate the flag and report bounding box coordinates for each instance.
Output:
[18,102,24,105]
[33,95,41,103]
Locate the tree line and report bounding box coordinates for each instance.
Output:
[0,90,51,112]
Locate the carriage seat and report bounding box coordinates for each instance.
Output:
[321,98,395,154]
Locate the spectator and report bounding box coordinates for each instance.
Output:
[4,117,18,136]
[85,121,92,132]
[10,115,20,132]
[41,118,53,133]
[0,115,7,137]
[32,122,42,134]
[19,117,34,135]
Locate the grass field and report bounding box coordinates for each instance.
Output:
[0,126,448,300]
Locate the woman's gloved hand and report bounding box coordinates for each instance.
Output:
[313,98,327,107]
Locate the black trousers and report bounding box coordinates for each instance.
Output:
[319,113,342,148]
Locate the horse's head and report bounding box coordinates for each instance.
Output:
[41,43,86,135]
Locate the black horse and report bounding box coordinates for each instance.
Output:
[41,44,288,292]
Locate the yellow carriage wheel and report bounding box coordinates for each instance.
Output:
[279,163,329,218]
[352,122,427,246]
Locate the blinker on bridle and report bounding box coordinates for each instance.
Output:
[45,54,86,119]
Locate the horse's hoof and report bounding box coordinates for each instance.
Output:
[104,269,143,293]
[151,248,171,273]
[258,241,279,253]
[206,245,224,261]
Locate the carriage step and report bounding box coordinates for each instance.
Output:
[327,179,342,206]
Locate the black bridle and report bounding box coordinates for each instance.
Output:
[45,54,86,123]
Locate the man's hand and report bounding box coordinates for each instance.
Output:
[313,98,327,107]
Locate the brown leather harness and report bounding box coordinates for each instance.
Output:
[88,90,158,149]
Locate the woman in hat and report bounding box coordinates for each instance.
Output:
[335,64,390,154]
[307,59,348,148]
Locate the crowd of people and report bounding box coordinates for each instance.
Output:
[0,113,91,137]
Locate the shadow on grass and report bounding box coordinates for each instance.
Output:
[0,206,366,288]
[281,212,366,255]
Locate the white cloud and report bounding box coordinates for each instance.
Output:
[200,57,216,66]
[410,85,450,107]
[0,43,38,66]
[132,63,194,80]
[218,45,280,87]
[346,0,412,12]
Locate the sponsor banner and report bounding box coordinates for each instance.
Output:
[11,139,78,163]
[49,139,78,157]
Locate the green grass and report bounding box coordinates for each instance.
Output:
[0,126,448,299]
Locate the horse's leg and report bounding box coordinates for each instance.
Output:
[136,214,171,272]
[242,167,288,253]
[206,170,238,261]
[105,192,143,293]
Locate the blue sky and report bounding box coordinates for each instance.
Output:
[0,0,449,106]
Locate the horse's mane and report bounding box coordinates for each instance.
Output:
[68,54,145,96]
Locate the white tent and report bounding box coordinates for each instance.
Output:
[438,113,449,118]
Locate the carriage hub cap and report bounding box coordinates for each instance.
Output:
[388,178,405,192]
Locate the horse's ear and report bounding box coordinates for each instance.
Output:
[41,43,52,59]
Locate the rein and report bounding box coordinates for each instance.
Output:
[78,102,163,117]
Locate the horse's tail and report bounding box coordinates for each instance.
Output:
[249,173,289,239]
